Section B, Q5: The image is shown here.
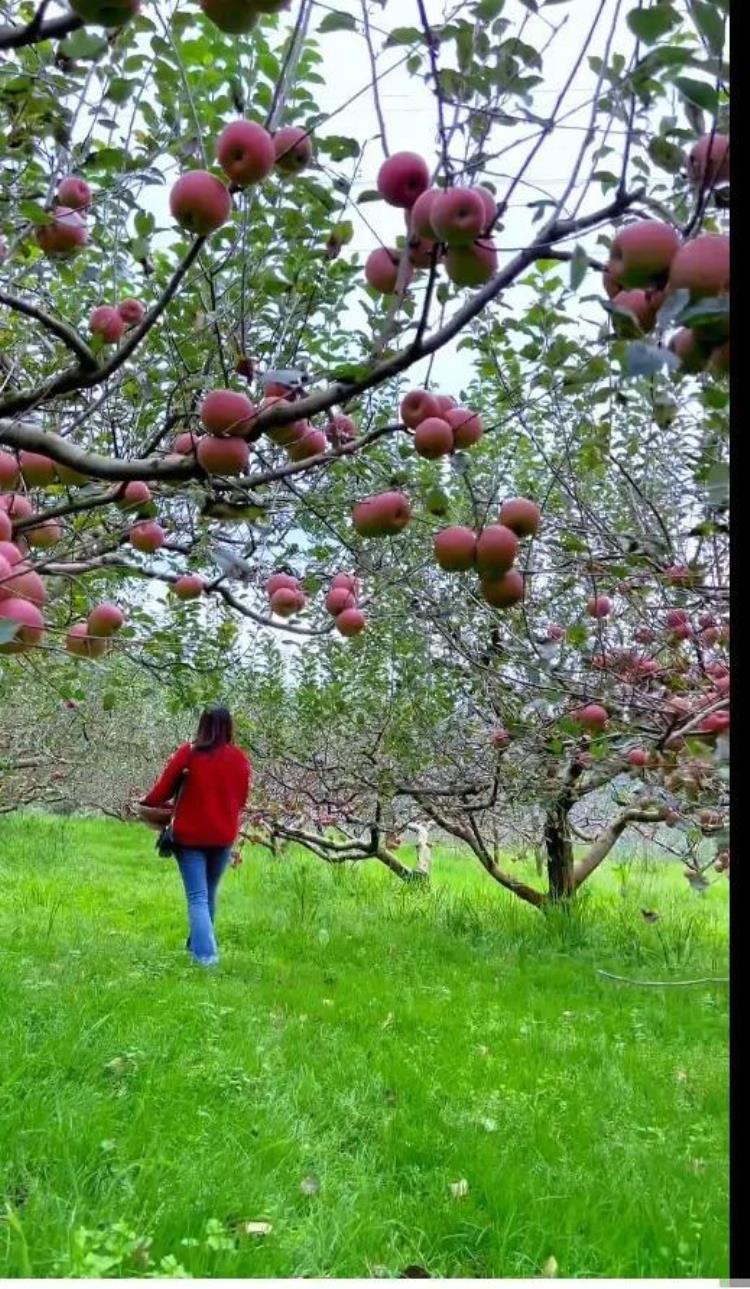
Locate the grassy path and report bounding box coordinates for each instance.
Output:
[0,814,728,1277]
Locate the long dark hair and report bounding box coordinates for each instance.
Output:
[193,705,233,752]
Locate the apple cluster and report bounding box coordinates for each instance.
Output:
[265,572,307,619]
[324,574,366,637]
[400,388,483,458]
[602,135,730,374]
[433,496,540,611]
[365,152,499,295]
[90,297,145,346]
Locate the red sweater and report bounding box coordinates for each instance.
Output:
[142,742,252,847]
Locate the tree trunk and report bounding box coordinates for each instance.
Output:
[544,803,576,901]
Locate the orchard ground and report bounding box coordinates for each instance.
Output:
[0,813,727,1278]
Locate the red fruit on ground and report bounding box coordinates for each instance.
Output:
[491,727,510,748]
[56,176,92,209]
[335,607,366,637]
[480,568,524,608]
[627,747,648,767]
[217,120,275,185]
[90,305,125,345]
[476,524,520,577]
[434,526,477,572]
[377,152,430,208]
[414,417,454,459]
[169,170,232,235]
[547,623,565,641]
[499,497,540,538]
[200,389,256,437]
[446,407,483,449]
[273,126,312,175]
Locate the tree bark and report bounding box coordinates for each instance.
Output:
[544,803,576,900]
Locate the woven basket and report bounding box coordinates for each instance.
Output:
[137,804,172,830]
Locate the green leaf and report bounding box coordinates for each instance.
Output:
[569,244,588,292]
[357,189,382,204]
[317,11,357,32]
[626,5,680,44]
[59,28,108,59]
[690,0,725,55]
[107,77,134,105]
[18,200,52,225]
[648,135,685,174]
[674,76,718,113]
[385,26,424,47]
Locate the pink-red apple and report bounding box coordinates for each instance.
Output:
[400,389,441,428]
[273,126,312,175]
[200,388,256,437]
[446,406,483,449]
[476,524,519,577]
[217,120,275,185]
[480,568,524,608]
[117,298,145,326]
[172,573,205,599]
[90,305,125,345]
[129,520,165,553]
[434,526,477,572]
[170,170,232,235]
[88,602,125,637]
[499,497,540,538]
[335,607,366,637]
[35,207,89,256]
[430,187,487,246]
[414,416,454,459]
[352,491,411,537]
[377,152,429,208]
[609,220,680,288]
[197,435,249,475]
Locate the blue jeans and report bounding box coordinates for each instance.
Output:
[176,846,232,965]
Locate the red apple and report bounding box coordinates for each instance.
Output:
[491,727,510,748]
[270,587,302,617]
[609,220,680,288]
[19,451,56,487]
[476,524,520,577]
[409,188,441,238]
[0,597,44,653]
[430,187,487,246]
[400,389,441,428]
[377,151,430,208]
[668,233,729,301]
[196,435,249,475]
[352,491,411,537]
[480,568,524,608]
[118,481,151,509]
[365,248,412,294]
[688,133,729,187]
[669,327,710,373]
[56,176,92,210]
[587,595,612,619]
[328,414,357,441]
[172,574,205,600]
[573,702,608,732]
[35,207,89,256]
[286,428,327,461]
[609,288,663,337]
[173,432,198,455]
[434,526,477,572]
[627,747,648,767]
[335,607,366,636]
[129,520,165,552]
[169,170,232,235]
[0,452,20,491]
[325,587,355,615]
[266,573,299,598]
[414,416,454,459]
[217,119,275,185]
[444,239,498,286]
[200,388,256,437]
[331,572,359,594]
[499,497,540,538]
[470,185,496,232]
[0,562,47,605]
[446,406,483,449]
[87,601,125,637]
[273,126,312,175]
[117,298,145,326]
[90,305,125,345]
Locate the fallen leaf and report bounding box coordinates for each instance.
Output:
[540,1255,559,1277]
[449,1178,469,1199]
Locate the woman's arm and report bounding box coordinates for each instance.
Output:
[140,744,190,807]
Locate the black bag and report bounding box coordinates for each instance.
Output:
[155,763,189,858]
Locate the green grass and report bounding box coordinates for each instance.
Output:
[0,814,728,1278]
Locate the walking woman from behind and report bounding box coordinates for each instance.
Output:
[139,706,251,966]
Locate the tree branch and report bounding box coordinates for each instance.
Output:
[0,292,98,370]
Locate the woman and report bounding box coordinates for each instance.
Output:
[139,705,251,966]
